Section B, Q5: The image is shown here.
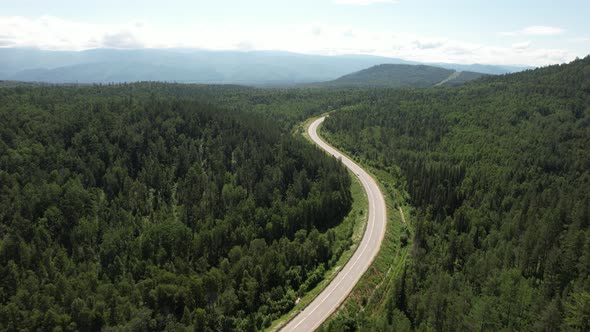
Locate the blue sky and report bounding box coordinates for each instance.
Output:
[1,0,588,66]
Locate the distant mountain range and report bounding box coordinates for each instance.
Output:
[308,64,489,88]
[0,48,530,86]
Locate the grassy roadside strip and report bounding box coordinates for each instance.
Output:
[317,123,415,330]
[267,116,369,331]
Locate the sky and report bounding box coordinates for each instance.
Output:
[0,0,589,66]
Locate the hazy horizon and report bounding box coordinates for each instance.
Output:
[0,47,538,68]
[1,0,589,67]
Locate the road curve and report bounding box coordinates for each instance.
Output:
[280,117,387,332]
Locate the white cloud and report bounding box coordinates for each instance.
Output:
[341,29,355,38]
[522,26,564,35]
[102,30,143,49]
[235,41,255,51]
[413,39,444,50]
[311,25,323,36]
[501,25,565,36]
[570,37,590,43]
[512,41,531,50]
[333,0,399,5]
[0,15,148,50]
[0,16,579,66]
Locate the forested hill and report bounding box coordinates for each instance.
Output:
[321,56,590,330]
[0,85,354,331]
[311,64,486,88]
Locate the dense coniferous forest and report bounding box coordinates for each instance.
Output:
[0,84,357,331]
[321,56,590,330]
[2,56,589,332]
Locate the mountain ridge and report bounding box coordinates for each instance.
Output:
[0,48,528,86]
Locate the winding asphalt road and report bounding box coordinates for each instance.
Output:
[280,117,387,332]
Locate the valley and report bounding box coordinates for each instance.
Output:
[0,41,588,332]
